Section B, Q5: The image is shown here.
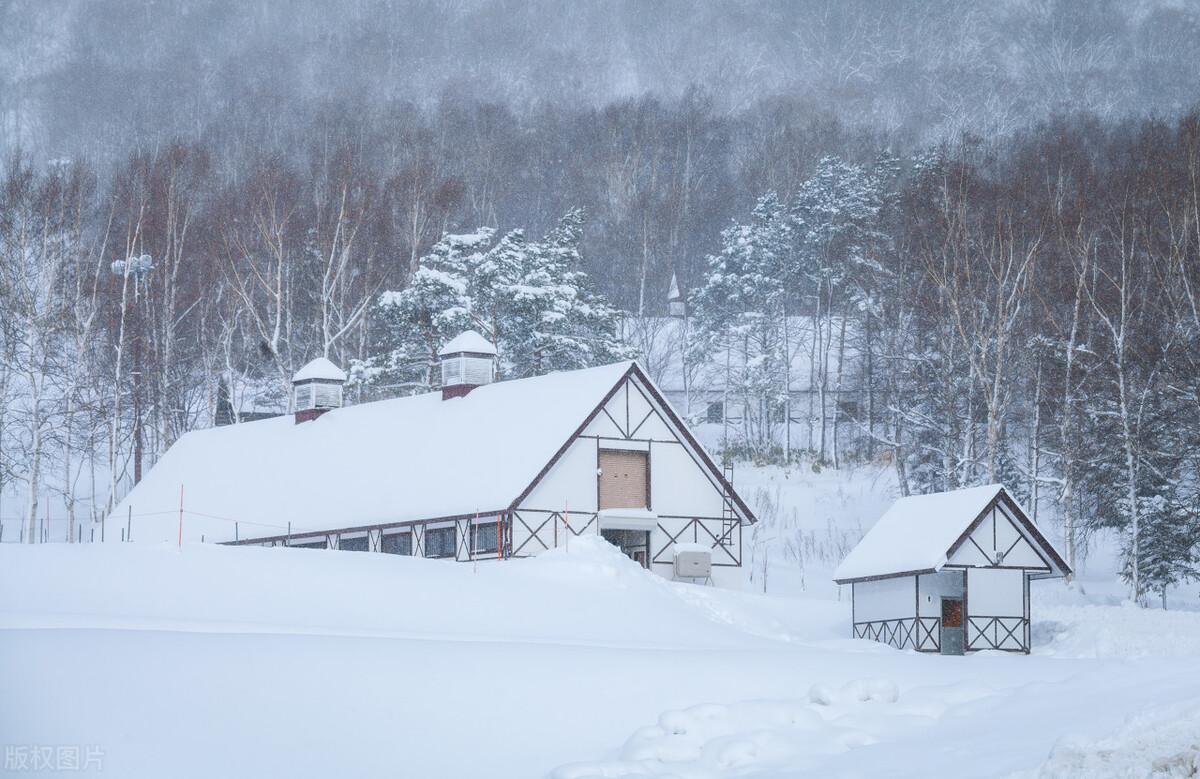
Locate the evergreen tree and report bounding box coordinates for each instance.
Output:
[352,230,490,393]
[690,193,791,457]
[506,209,629,377]
[355,210,627,394]
[790,157,887,464]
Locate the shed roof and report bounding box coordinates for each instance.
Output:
[832,484,1067,583]
[439,330,497,356]
[112,361,636,544]
[292,357,347,383]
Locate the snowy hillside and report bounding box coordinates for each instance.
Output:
[4,526,1200,778]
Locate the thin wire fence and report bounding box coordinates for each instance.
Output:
[0,507,292,544]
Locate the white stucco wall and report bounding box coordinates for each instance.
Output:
[853,576,916,623]
[523,437,601,513]
[647,441,726,517]
[966,567,1025,617]
[917,570,965,617]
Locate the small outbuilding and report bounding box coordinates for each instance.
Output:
[833,484,1070,655]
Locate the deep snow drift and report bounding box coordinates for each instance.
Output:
[3,535,1200,778]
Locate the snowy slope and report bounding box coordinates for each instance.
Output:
[4,536,1200,778]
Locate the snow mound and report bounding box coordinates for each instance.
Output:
[0,538,757,650]
[518,534,659,585]
[1032,598,1200,658]
[1035,700,1200,778]
[808,678,898,706]
[551,680,898,779]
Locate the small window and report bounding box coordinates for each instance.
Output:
[425,526,456,558]
[313,383,342,409]
[706,401,724,424]
[462,356,493,385]
[473,522,498,555]
[295,383,314,411]
[290,538,325,550]
[381,532,412,555]
[339,535,369,552]
[441,357,463,386]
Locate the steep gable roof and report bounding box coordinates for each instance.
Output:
[832,484,1070,584]
[112,362,636,543]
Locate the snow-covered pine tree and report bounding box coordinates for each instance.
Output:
[466,227,528,378]
[355,210,627,393]
[1136,490,1200,607]
[689,193,791,460]
[351,230,490,394]
[505,209,628,377]
[790,157,886,464]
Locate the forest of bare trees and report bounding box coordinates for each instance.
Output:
[684,117,1200,600]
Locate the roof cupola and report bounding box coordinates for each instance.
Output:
[292,357,347,423]
[439,330,496,400]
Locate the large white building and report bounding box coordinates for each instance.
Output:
[619,307,863,457]
[834,484,1070,654]
[111,331,755,584]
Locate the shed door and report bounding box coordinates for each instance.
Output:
[940,598,965,655]
[598,450,649,510]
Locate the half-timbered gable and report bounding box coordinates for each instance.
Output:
[108,334,754,585]
[511,366,749,580]
[835,484,1069,655]
[945,499,1051,571]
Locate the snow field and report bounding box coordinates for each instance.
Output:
[552,681,901,779]
[4,463,1200,778]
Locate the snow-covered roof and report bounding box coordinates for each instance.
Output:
[439,330,497,356]
[292,357,347,383]
[833,484,1008,583]
[112,361,636,544]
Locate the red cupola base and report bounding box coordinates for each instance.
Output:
[441,384,478,400]
[295,408,330,424]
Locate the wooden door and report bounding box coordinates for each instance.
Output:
[598,450,649,510]
[941,598,963,627]
[940,598,965,655]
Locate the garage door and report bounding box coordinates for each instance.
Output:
[598,450,649,510]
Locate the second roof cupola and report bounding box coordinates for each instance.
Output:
[292,357,347,423]
[439,330,497,400]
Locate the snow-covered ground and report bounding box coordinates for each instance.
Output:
[3,463,1199,778]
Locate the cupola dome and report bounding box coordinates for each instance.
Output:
[438,331,496,400]
[292,357,346,423]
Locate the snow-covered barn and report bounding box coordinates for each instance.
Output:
[833,485,1070,654]
[109,331,755,584]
